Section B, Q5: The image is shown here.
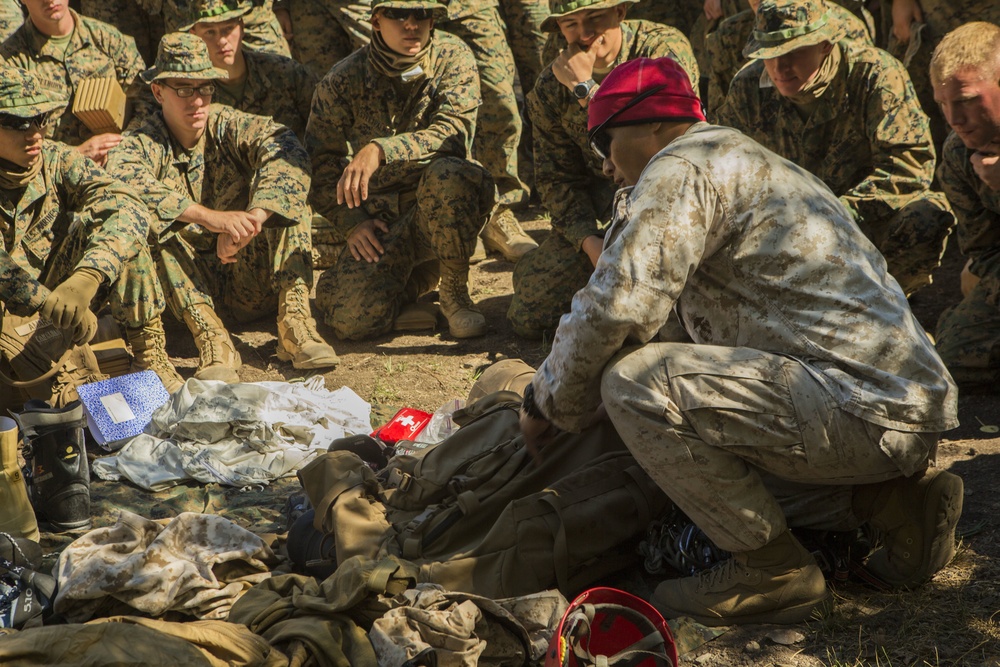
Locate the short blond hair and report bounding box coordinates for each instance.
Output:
[931,22,1000,86]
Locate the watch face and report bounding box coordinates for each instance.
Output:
[574,81,591,99]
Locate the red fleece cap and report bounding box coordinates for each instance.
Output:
[587,57,705,133]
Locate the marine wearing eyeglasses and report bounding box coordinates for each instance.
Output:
[507,0,699,340]
[106,32,339,383]
[0,65,184,396]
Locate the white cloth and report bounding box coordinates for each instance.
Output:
[93,377,371,490]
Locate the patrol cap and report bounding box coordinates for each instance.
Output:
[540,0,637,33]
[370,0,448,21]
[141,32,230,83]
[179,0,251,32]
[743,0,846,59]
[587,57,705,136]
[0,65,64,118]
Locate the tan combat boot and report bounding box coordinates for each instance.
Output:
[438,260,486,338]
[0,416,39,541]
[182,304,242,384]
[394,262,441,332]
[276,283,339,370]
[651,530,830,626]
[480,206,537,263]
[853,468,964,588]
[125,316,185,393]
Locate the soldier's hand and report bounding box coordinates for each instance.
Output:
[519,409,561,465]
[891,0,923,44]
[581,235,603,268]
[77,133,123,167]
[217,233,253,264]
[347,219,389,263]
[703,0,723,21]
[39,269,103,345]
[338,143,385,209]
[972,149,1000,191]
[201,209,263,241]
[552,39,601,93]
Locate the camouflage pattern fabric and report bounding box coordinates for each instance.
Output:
[79,0,165,65]
[510,20,699,337]
[703,2,871,117]
[317,158,493,340]
[497,0,547,92]
[305,30,482,240]
[0,141,164,328]
[285,0,369,80]
[161,0,293,58]
[530,123,957,550]
[306,31,493,339]
[935,131,1000,387]
[212,48,316,139]
[106,105,313,319]
[0,10,150,147]
[716,42,954,295]
[0,0,22,42]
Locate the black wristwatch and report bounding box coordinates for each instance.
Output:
[573,79,597,100]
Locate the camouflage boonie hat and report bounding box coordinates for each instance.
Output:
[179,0,251,32]
[743,0,847,59]
[0,66,64,117]
[540,0,638,33]
[141,32,230,83]
[370,0,448,21]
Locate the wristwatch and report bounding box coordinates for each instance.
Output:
[573,79,597,100]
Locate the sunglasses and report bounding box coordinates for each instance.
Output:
[381,7,434,21]
[158,82,217,98]
[0,112,53,132]
[588,84,667,160]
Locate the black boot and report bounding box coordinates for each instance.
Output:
[12,400,91,532]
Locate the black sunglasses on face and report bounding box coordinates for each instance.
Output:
[159,82,217,98]
[588,84,667,160]
[0,112,52,132]
[381,7,433,21]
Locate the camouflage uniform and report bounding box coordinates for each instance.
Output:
[283,0,370,80]
[305,31,494,340]
[717,39,953,296]
[703,2,871,116]
[935,132,1000,387]
[509,20,699,337]
[161,0,293,58]
[106,104,314,321]
[0,10,149,147]
[0,0,22,43]
[1,141,164,329]
[497,0,547,91]
[79,0,165,65]
[531,122,958,553]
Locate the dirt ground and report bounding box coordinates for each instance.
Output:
[157,211,999,666]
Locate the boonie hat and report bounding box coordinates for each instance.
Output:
[179,0,252,32]
[371,0,449,21]
[743,0,846,59]
[587,56,705,137]
[141,32,230,83]
[0,66,65,118]
[540,0,637,32]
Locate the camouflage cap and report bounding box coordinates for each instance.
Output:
[141,32,230,83]
[0,65,64,118]
[743,0,846,59]
[371,0,448,21]
[540,0,637,33]
[179,0,252,32]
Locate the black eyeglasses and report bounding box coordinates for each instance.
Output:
[381,7,434,21]
[158,82,217,98]
[0,112,52,132]
[588,84,667,160]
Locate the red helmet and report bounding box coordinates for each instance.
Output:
[545,587,678,667]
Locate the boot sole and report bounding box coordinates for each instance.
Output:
[448,324,488,339]
[276,348,340,370]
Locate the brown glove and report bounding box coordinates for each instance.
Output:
[39,268,103,345]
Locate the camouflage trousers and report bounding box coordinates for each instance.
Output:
[442,8,530,208]
[43,222,165,329]
[602,344,918,553]
[156,221,313,322]
[936,273,1000,388]
[858,193,955,297]
[496,0,547,93]
[288,0,372,81]
[316,157,493,340]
